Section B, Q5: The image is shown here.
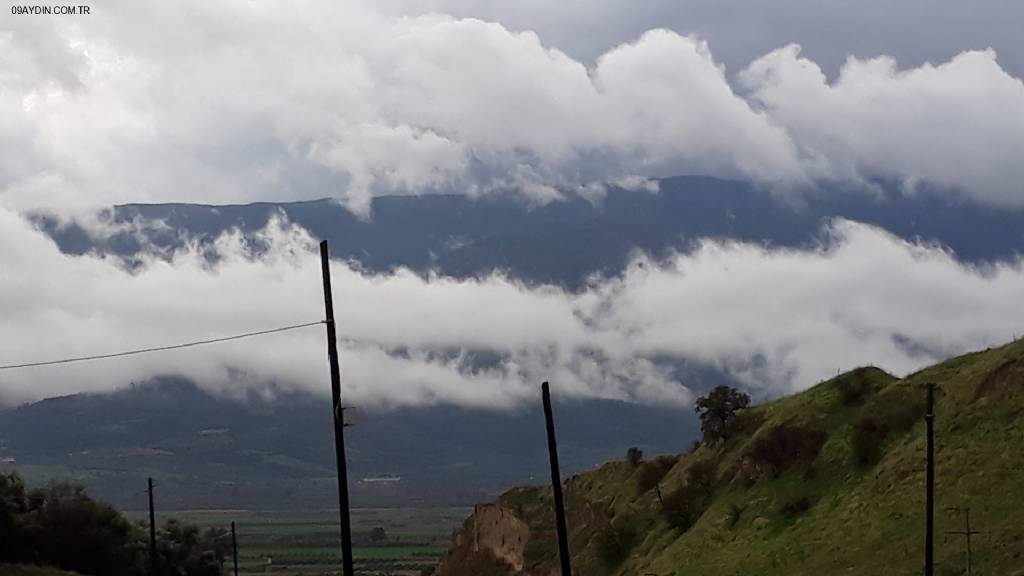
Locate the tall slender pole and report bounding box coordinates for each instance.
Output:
[925,383,936,576]
[231,521,239,576]
[319,240,355,576]
[148,477,157,576]
[542,382,572,576]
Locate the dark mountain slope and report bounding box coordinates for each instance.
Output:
[0,379,698,509]
[35,176,1024,289]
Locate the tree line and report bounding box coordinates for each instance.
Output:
[0,470,227,576]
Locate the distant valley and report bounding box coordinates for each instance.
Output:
[0,379,697,509]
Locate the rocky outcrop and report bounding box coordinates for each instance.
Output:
[437,503,531,575]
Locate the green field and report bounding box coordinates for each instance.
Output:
[124,507,469,575]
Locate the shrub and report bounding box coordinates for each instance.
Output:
[852,416,890,465]
[726,409,765,439]
[837,368,874,405]
[635,456,676,495]
[882,396,926,432]
[778,495,811,517]
[660,485,705,531]
[523,539,556,566]
[747,424,828,478]
[593,522,636,567]
[686,459,718,497]
[726,503,744,528]
[626,447,643,467]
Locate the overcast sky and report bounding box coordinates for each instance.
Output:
[391,0,1024,79]
[1,1,1022,407]
[1,0,1022,212]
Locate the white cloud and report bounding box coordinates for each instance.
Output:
[1,2,1022,214]
[2,2,1023,408]
[1,208,1021,408]
[741,46,1024,203]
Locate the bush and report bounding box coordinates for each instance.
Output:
[660,485,705,531]
[626,447,643,467]
[726,503,744,528]
[635,456,676,495]
[852,416,890,465]
[686,459,718,497]
[837,369,874,405]
[593,522,636,567]
[881,396,926,432]
[747,424,828,478]
[726,410,765,439]
[778,495,811,517]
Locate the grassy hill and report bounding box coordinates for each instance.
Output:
[0,565,78,576]
[437,339,1024,576]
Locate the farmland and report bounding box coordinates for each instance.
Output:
[124,507,470,575]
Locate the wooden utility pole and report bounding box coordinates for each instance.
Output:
[542,382,572,576]
[231,521,239,576]
[148,477,157,576]
[319,240,355,576]
[925,383,936,576]
[946,507,982,576]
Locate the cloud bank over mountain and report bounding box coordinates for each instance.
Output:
[1,1,1022,215]
[2,209,1021,408]
[3,2,1022,408]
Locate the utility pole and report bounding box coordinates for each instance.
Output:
[542,382,572,576]
[946,507,982,576]
[148,477,157,576]
[924,383,936,576]
[319,240,355,576]
[231,521,239,576]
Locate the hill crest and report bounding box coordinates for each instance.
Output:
[437,340,1024,576]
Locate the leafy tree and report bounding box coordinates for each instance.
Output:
[0,471,30,562]
[626,447,643,467]
[0,470,224,576]
[155,519,227,576]
[694,386,751,443]
[25,483,144,576]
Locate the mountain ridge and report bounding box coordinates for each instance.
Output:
[0,378,700,509]
[33,176,1024,289]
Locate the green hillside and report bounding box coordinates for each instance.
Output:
[437,339,1024,576]
[0,565,78,576]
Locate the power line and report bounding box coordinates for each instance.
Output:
[0,320,326,370]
